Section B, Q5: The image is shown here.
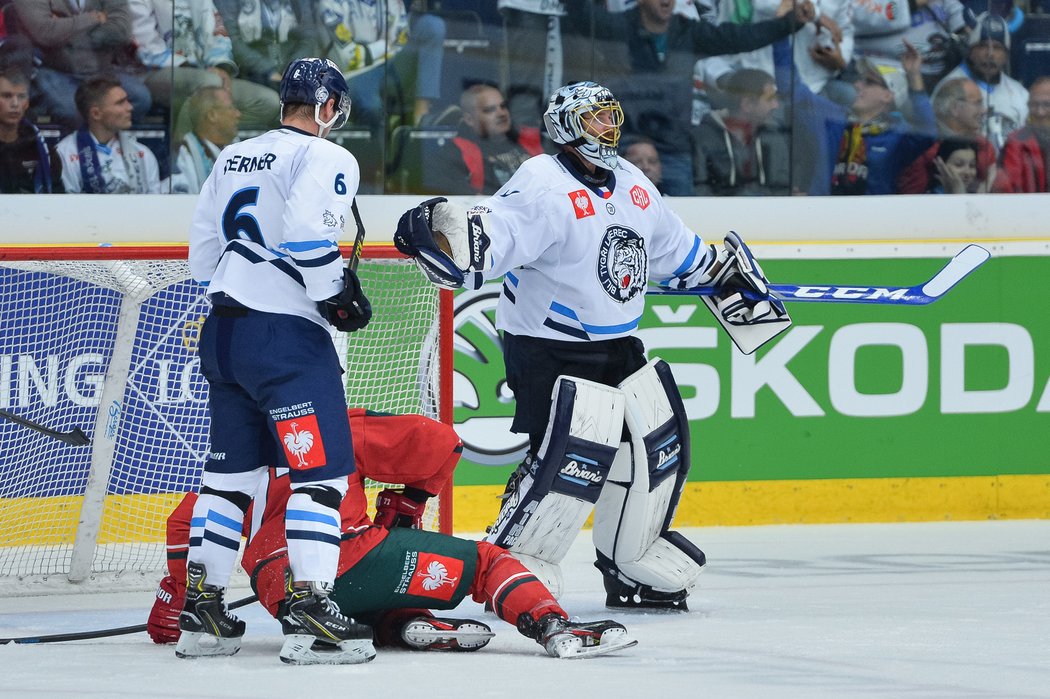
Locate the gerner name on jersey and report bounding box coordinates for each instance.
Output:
[189,127,360,328]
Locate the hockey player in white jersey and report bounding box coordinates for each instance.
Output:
[180,57,375,665]
[394,81,790,611]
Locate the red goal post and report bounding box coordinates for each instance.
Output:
[0,243,453,592]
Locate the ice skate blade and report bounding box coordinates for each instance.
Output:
[401,620,495,651]
[547,628,638,659]
[279,634,377,665]
[174,631,242,658]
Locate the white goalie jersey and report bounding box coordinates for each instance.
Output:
[472,153,712,341]
[189,127,360,328]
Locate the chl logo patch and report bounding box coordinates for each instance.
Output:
[406,552,463,601]
[275,415,327,470]
[568,189,595,219]
[629,185,650,210]
[596,225,648,303]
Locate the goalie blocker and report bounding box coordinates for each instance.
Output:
[486,361,705,610]
[667,231,792,355]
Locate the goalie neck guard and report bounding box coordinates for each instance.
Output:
[543,82,623,170]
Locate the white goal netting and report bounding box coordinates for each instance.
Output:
[0,247,450,593]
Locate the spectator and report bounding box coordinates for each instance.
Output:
[168,85,240,193]
[56,75,160,193]
[926,136,981,192]
[773,38,936,194]
[932,12,1029,151]
[573,0,817,195]
[0,68,61,192]
[620,133,665,193]
[699,0,855,102]
[998,76,1050,193]
[692,67,791,195]
[128,0,279,139]
[898,77,1002,193]
[317,1,446,129]
[427,83,542,195]
[854,0,972,93]
[213,0,319,92]
[12,0,152,129]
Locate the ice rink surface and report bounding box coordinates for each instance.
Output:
[1,520,1048,699]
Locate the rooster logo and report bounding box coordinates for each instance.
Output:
[282,422,315,468]
[418,560,458,591]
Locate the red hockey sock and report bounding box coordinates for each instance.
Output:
[472,542,566,627]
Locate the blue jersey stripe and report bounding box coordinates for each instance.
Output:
[293,250,341,268]
[672,235,703,277]
[279,240,339,253]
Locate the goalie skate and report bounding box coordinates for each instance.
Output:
[536,615,637,659]
[278,583,376,665]
[400,617,495,652]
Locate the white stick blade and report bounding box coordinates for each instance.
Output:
[921,245,991,297]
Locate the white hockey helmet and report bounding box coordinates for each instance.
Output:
[543,81,624,170]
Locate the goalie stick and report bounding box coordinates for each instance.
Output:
[0,409,90,446]
[0,594,259,645]
[654,244,991,305]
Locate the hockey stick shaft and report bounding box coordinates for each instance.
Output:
[348,198,365,273]
[0,409,91,446]
[653,244,990,305]
[0,594,259,645]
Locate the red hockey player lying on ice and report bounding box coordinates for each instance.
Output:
[148,409,636,662]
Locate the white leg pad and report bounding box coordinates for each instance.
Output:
[510,552,566,599]
[486,375,625,589]
[593,359,704,593]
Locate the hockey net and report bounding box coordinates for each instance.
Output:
[0,245,452,594]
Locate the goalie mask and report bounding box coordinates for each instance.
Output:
[279,57,353,132]
[543,81,624,170]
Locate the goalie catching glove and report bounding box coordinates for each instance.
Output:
[394,197,490,289]
[318,267,372,332]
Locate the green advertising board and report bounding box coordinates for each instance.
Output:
[449,254,1050,528]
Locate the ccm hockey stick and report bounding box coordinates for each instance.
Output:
[0,409,90,446]
[0,594,259,645]
[654,244,991,305]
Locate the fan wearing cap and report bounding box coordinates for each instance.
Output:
[772,36,935,194]
[931,11,1029,151]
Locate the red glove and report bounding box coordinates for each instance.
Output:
[374,489,424,529]
[147,575,183,644]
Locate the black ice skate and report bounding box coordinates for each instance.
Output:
[602,574,690,611]
[523,613,637,659]
[278,577,376,665]
[174,562,245,658]
[400,616,495,652]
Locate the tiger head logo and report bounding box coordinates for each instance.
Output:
[597,225,647,303]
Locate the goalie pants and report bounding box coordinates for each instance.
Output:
[249,528,566,644]
[503,332,647,454]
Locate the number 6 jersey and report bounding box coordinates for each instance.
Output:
[189,126,360,327]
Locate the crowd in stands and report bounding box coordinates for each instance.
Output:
[0,0,1048,195]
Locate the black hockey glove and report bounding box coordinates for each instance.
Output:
[318,267,372,332]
